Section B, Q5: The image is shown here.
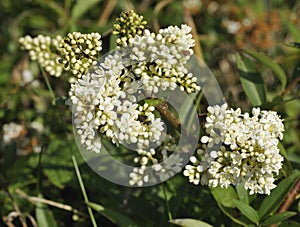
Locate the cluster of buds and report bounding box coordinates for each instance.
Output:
[19,32,102,79]
[19,35,64,77]
[113,10,147,46]
[58,32,102,78]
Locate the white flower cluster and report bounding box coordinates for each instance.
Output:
[69,51,165,153]
[183,104,284,195]
[19,35,64,77]
[2,122,24,144]
[70,24,200,155]
[19,32,102,79]
[20,69,39,87]
[129,137,183,186]
[59,32,102,78]
[128,24,200,93]
[1,121,44,155]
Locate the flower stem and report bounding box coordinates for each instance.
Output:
[276,176,300,213]
[71,154,98,226]
[40,66,56,104]
[162,183,173,220]
[156,102,181,130]
[281,75,300,96]
[269,176,300,227]
[59,112,98,227]
[182,4,204,61]
[15,189,86,217]
[40,69,97,227]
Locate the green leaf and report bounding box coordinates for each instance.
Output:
[244,50,287,91]
[1,143,17,175]
[211,186,238,208]
[259,171,300,219]
[284,14,300,40]
[35,0,65,18]
[169,218,213,227]
[87,201,137,227]
[236,183,249,205]
[261,95,284,109]
[291,61,300,84]
[279,220,300,227]
[86,201,105,212]
[278,142,289,161]
[236,53,267,106]
[71,0,102,22]
[35,194,57,227]
[233,199,259,224]
[262,211,297,226]
[109,34,117,51]
[288,42,300,49]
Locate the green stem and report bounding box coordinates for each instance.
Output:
[40,68,97,227]
[59,114,98,227]
[40,66,56,104]
[36,145,45,193]
[162,183,172,220]
[71,155,97,226]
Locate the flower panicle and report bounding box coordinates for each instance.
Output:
[184,104,285,195]
[58,32,102,78]
[19,34,64,77]
[19,32,102,78]
[113,10,148,47]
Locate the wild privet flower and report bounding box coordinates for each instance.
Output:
[128,135,182,186]
[129,165,149,186]
[129,149,183,187]
[70,11,200,153]
[19,32,102,79]
[19,35,64,77]
[59,32,102,78]
[128,24,200,93]
[20,69,39,87]
[69,50,165,153]
[2,122,24,144]
[113,10,147,46]
[1,121,44,155]
[183,104,284,195]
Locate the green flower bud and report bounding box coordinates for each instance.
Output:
[113,10,147,46]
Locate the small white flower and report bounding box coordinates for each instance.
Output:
[2,122,24,144]
[184,104,284,195]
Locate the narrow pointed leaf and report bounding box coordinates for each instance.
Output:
[288,42,300,49]
[86,201,105,212]
[109,33,117,51]
[244,50,287,90]
[169,218,213,227]
[236,183,249,204]
[71,0,102,22]
[291,61,300,84]
[35,194,57,227]
[233,199,259,224]
[211,186,238,208]
[86,201,136,227]
[262,211,296,226]
[259,171,300,219]
[236,53,266,106]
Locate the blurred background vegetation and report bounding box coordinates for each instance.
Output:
[1,0,300,226]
